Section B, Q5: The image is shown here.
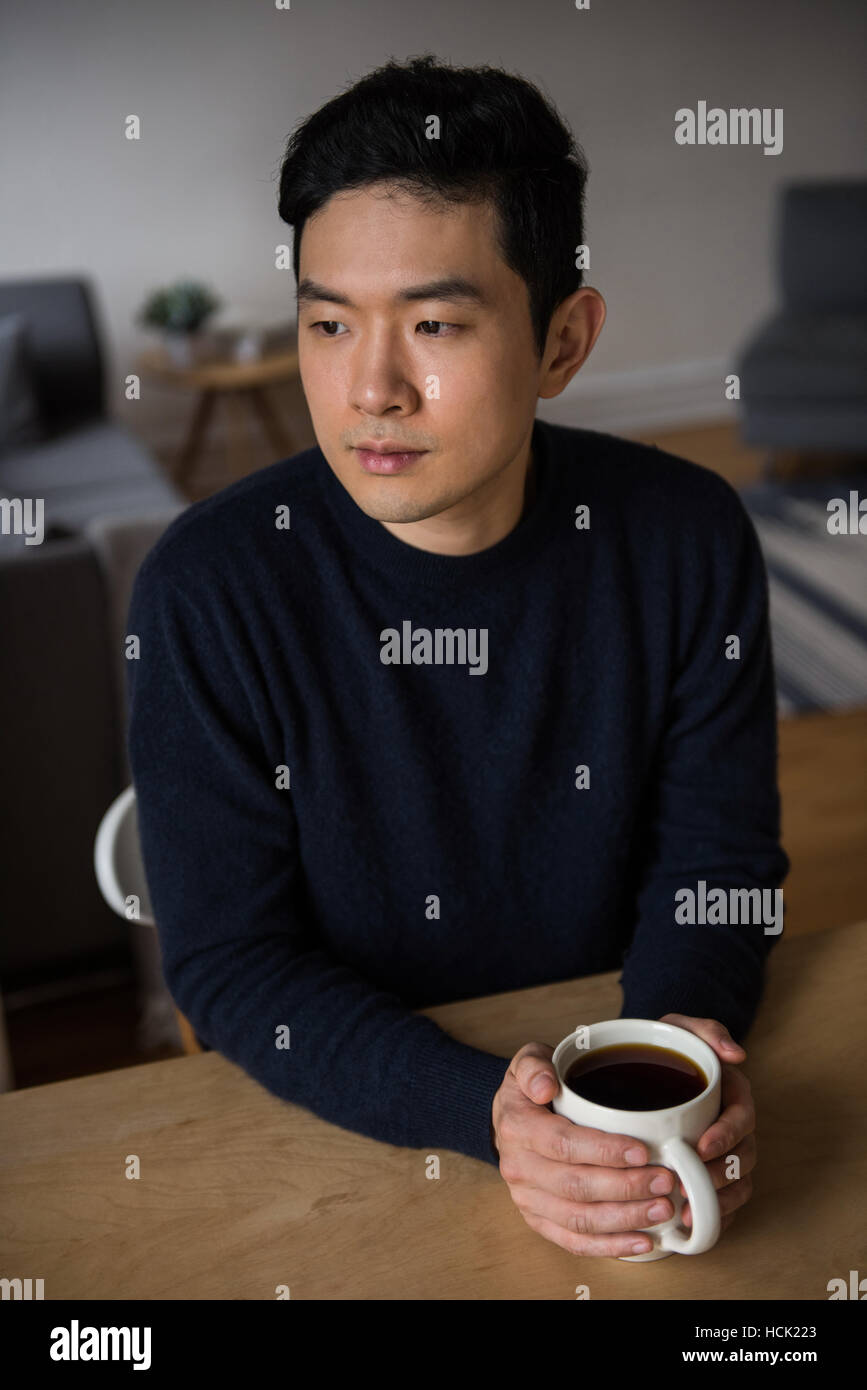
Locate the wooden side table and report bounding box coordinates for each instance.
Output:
[137,345,300,488]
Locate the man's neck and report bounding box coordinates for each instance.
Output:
[522,449,537,519]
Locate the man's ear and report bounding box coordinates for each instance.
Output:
[538,287,606,399]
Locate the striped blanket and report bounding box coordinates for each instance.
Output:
[739,475,867,715]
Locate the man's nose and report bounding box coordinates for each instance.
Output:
[349,335,419,415]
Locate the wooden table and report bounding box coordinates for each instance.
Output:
[1,920,865,1300]
[137,345,299,488]
[777,707,867,937]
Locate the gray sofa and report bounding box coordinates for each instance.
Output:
[0,276,185,1033]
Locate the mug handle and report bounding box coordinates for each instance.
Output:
[657,1136,721,1255]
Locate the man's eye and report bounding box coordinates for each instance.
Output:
[417,320,459,336]
[312,321,347,336]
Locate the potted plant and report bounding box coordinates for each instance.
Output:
[137,279,223,366]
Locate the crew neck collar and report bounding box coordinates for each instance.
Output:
[317,417,560,591]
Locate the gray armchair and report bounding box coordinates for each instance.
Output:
[736,180,867,459]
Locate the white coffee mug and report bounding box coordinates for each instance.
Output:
[551,1018,722,1261]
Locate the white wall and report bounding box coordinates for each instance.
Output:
[1,0,865,443]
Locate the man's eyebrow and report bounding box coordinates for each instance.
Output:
[397,277,489,306]
[296,279,353,308]
[296,276,489,309]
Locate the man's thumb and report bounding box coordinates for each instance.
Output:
[514,1042,559,1103]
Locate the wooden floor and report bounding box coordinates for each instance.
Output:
[159,405,864,504]
[6,422,865,1088]
[631,422,767,489]
[160,412,775,504]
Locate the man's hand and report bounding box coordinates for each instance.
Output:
[657,1013,756,1237]
[491,1017,756,1256]
[492,1042,679,1257]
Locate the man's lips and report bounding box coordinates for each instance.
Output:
[354,445,427,475]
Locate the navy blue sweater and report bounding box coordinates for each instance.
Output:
[126,418,789,1166]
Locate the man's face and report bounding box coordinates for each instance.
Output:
[296,183,542,527]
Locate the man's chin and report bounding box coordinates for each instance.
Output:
[328,454,472,524]
[351,490,446,525]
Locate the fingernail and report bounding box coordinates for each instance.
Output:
[650,1174,673,1194]
[704,1139,723,1158]
[625,1147,645,1165]
[647,1201,669,1221]
[631,1240,651,1254]
[532,1074,551,1099]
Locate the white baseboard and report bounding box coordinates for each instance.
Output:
[537,358,734,434]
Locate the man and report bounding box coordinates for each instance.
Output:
[127,55,788,1260]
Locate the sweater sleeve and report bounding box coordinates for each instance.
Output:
[618,480,790,1042]
[125,556,510,1166]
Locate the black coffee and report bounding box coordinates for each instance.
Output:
[563,1043,707,1110]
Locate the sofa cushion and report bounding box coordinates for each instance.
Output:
[0,421,184,551]
[0,418,174,490]
[0,314,44,452]
[737,310,867,400]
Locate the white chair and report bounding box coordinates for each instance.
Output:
[94,785,155,926]
[94,786,201,1055]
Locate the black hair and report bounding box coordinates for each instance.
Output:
[277,54,589,358]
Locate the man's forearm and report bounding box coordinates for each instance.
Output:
[168,936,511,1165]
